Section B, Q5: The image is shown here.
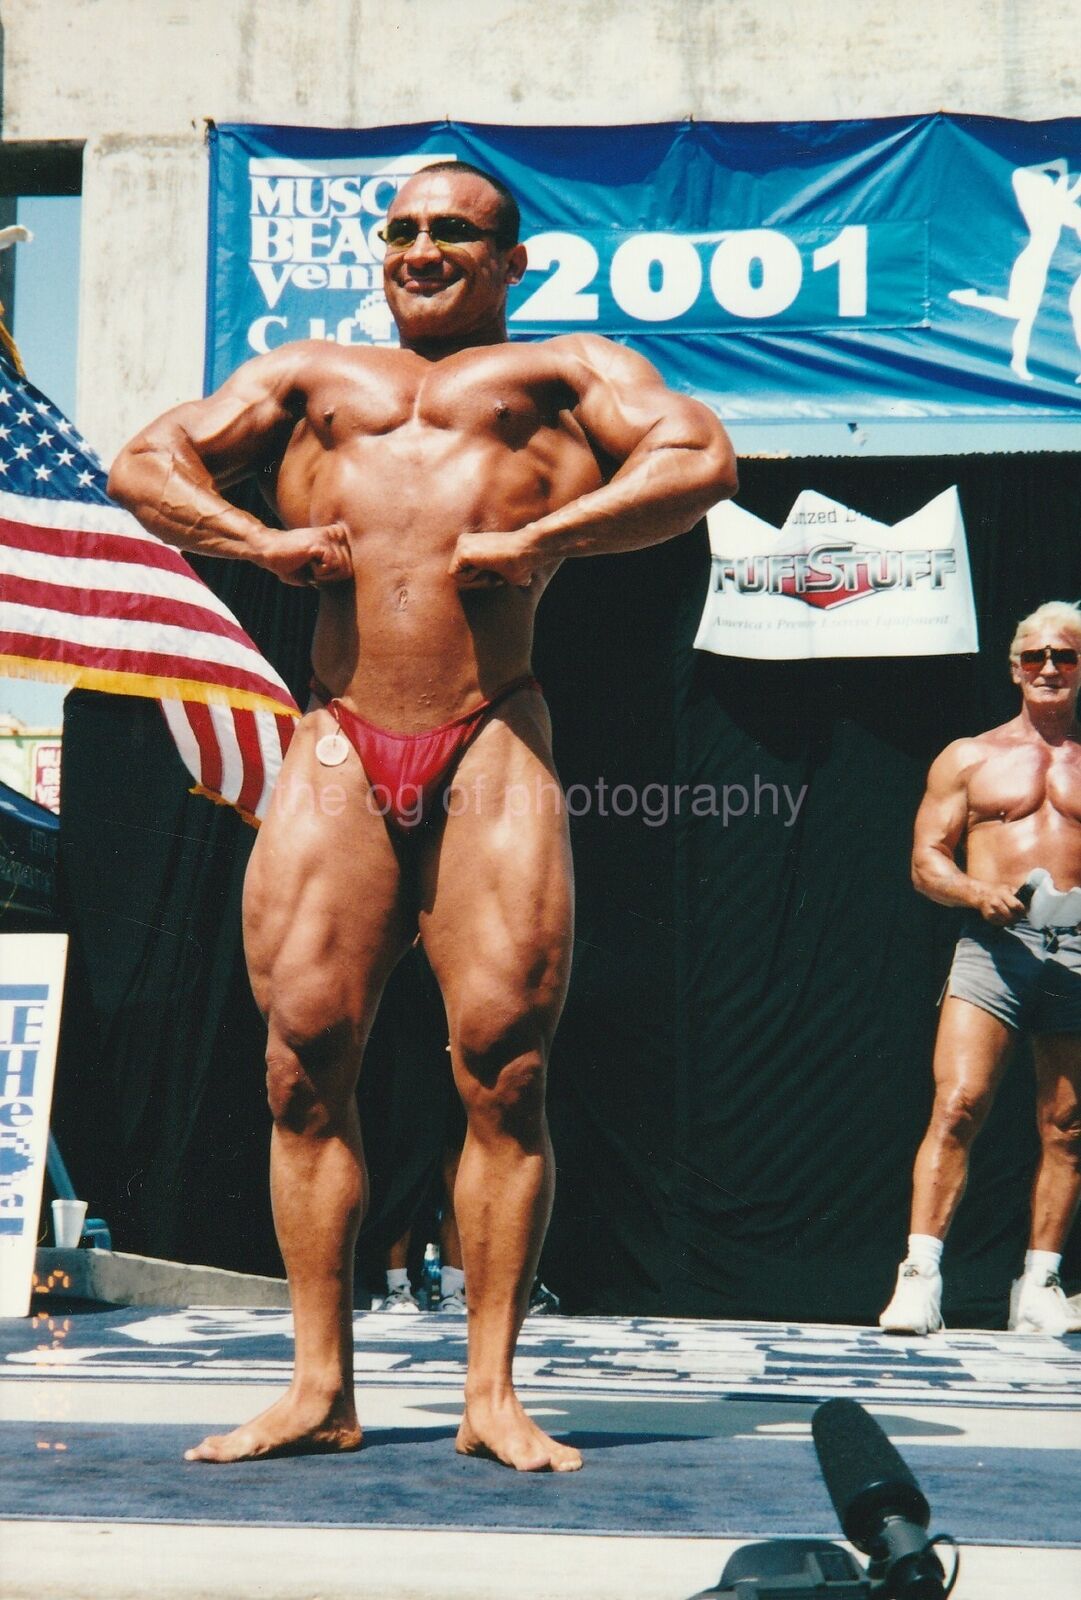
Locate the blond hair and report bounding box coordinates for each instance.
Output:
[1010,601,1081,657]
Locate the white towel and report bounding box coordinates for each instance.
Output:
[1019,868,1081,929]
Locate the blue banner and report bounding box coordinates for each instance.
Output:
[206,117,1081,423]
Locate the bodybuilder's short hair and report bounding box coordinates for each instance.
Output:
[1010,600,1081,656]
[415,160,521,247]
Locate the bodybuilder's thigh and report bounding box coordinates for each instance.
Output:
[244,710,413,1027]
[931,995,1015,1113]
[417,695,574,1042]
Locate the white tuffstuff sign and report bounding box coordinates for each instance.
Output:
[694,487,978,660]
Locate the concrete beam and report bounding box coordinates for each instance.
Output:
[34,1247,291,1309]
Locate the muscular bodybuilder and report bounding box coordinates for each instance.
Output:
[880,602,1081,1338]
[109,162,738,1468]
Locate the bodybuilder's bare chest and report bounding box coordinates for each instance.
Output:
[969,747,1081,825]
[307,359,571,451]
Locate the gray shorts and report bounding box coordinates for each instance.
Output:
[946,917,1081,1034]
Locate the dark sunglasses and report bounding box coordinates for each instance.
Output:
[377,215,503,251]
[1018,645,1080,670]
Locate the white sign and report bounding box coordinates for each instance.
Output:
[0,934,68,1317]
[32,740,62,814]
[694,486,978,660]
[245,151,455,353]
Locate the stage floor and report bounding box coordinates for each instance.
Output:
[1,1304,1079,1599]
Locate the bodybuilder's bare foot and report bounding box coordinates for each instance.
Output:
[184,1390,362,1463]
[457,1390,582,1472]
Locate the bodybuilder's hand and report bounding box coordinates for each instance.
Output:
[449,530,535,590]
[972,882,1026,925]
[260,523,353,587]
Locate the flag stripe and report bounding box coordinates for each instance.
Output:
[0,486,199,540]
[1,571,262,654]
[232,709,268,817]
[159,700,297,821]
[253,711,289,821]
[179,708,296,823]
[0,650,300,716]
[0,513,219,573]
[212,702,245,806]
[160,699,203,778]
[3,602,292,694]
[0,531,247,623]
[184,702,224,797]
[0,630,295,708]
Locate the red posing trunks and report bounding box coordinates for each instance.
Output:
[310,674,542,832]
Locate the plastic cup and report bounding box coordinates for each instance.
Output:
[52,1199,88,1249]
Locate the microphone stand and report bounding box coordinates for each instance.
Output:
[686,1398,960,1599]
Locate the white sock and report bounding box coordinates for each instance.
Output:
[441,1266,465,1298]
[386,1267,410,1293]
[1024,1249,1062,1278]
[907,1234,944,1270]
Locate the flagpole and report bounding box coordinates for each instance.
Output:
[0,222,32,376]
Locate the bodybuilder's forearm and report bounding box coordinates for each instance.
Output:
[108,435,273,564]
[520,442,737,561]
[912,848,986,909]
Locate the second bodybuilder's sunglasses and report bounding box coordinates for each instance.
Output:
[1018,645,1081,670]
[378,216,505,252]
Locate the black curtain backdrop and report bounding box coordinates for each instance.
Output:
[52,453,1081,1326]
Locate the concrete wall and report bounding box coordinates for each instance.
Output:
[0,0,1075,456]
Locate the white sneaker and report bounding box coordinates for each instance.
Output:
[379,1282,420,1313]
[878,1260,944,1334]
[527,1279,561,1316]
[1008,1270,1081,1335]
[437,1286,467,1314]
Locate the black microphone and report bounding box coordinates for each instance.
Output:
[812,1399,948,1599]
[1015,874,1039,909]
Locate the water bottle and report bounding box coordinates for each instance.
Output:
[421,1241,441,1310]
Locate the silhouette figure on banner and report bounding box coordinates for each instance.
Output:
[950,158,1081,382]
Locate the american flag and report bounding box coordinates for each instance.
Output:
[0,354,299,823]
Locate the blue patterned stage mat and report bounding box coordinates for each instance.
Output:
[0,1420,1077,1545]
[3,1308,1080,1408]
[3,1310,1079,1544]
